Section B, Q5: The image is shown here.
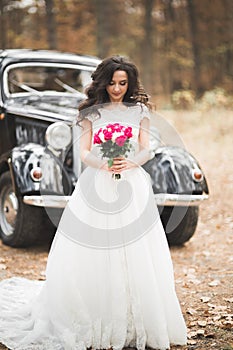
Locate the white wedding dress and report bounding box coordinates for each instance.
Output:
[0,104,187,350]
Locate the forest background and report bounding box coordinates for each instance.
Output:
[0,0,233,109]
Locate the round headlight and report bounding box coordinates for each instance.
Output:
[45,122,72,150]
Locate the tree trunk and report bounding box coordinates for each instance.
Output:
[45,0,57,49]
[93,0,111,58]
[142,0,155,94]
[187,0,201,96]
[163,0,176,96]
[223,0,233,79]
[0,0,6,49]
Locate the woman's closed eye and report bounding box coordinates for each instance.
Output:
[109,80,128,86]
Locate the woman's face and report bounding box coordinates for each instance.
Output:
[106,70,128,103]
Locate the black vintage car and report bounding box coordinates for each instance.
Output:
[0,49,209,247]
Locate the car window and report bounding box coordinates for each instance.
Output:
[5,64,93,96]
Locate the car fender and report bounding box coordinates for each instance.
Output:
[5,143,71,196]
[6,143,45,195]
[143,146,209,195]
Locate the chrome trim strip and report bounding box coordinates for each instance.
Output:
[23,195,70,208]
[154,193,209,206]
[24,193,209,208]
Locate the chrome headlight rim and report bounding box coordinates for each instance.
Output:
[45,122,72,151]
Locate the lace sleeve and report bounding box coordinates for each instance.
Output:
[85,113,101,123]
[138,103,151,121]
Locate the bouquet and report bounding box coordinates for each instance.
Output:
[93,123,134,179]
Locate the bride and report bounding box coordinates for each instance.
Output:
[0,56,187,350]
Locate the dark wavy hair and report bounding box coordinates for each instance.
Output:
[77,55,151,123]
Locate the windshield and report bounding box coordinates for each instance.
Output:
[4,63,94,97]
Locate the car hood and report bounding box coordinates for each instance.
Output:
[5,93,85,123]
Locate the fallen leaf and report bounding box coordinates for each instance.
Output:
[215,305,228,311]
[187,268,196,274]
[197,329,205,336]
[208,303,216,308]
[202,250,211,257]
[22,269,35,275]
[189,278,201,285]
[221,321,233,329]
[188,330,198,338]
[187,308,197,315]
[213,315,221,321]
[204,332,215,338]
[0,263,7,270]
[204,309,212,316]
[224,297,233,303]
[207,320,215,325]
[198,320,207,327]
[208,279,220,287]
[200,296,211,303]
[182,282,189,288]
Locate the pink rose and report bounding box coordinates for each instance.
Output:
[124,127,133,138]
[93,134,102,144]
[110,123,121,132]
[115,125,123,132]
[97,128,102,135]
[115,135,127,146]
[103,130,113,140]
[106,124,115,131]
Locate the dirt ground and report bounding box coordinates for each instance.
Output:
[0,109,232,350]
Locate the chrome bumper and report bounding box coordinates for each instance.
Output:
[154,193,209,206]
[23,193,209,208]
[23,195,70,208]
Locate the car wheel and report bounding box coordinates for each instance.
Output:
[0,171,55,247]
[158,205,199,246]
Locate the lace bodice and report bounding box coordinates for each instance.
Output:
[86,103,150,144]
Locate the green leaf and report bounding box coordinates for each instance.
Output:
[108,158,113,167]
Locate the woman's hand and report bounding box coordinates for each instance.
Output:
[109,156,137,173]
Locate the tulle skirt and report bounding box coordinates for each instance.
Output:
[0,166,187,350]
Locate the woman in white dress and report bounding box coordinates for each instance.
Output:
[0,56,187,350]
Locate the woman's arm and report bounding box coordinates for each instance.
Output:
[79,119,92,162]
[138,116,150,152]
[79,119,108,170]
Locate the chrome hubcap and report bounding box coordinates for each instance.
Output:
[1,189,19,236]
